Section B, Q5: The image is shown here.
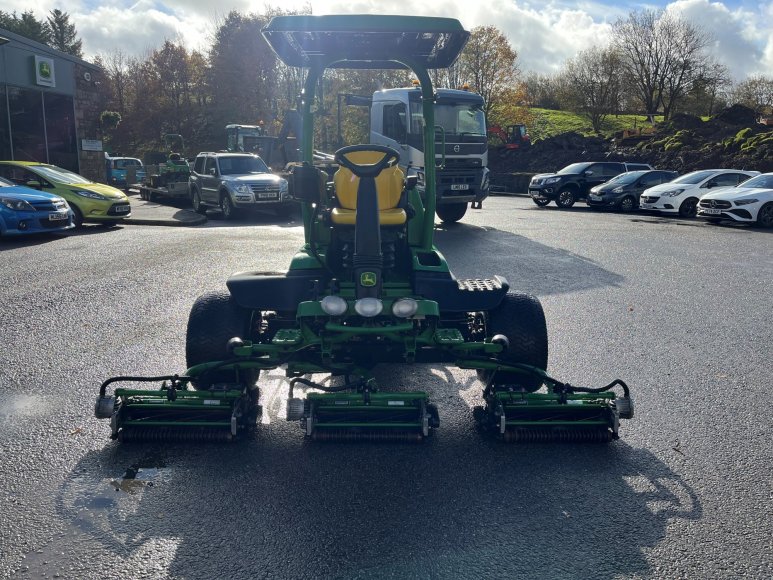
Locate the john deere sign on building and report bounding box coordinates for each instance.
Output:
[34,55,56,87]
[0,28,103,180]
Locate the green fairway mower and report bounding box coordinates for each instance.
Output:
[95,15,633,443]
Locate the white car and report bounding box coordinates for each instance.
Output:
[639,169,759,218]
[697,172,773,228]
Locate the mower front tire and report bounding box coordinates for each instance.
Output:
[186,291,258,389]
[478,292,548,392]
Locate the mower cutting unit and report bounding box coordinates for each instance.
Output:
[95,15,633,443]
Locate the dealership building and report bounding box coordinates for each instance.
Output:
[0,28,104,182]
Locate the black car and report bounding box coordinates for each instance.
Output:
[587,170,679,212]
[528,161,653,208]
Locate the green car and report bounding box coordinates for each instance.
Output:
[0,161,131,226]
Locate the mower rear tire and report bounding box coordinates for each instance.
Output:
[478,292,548,392]
[436,202,467,223]
[186,291,258,389]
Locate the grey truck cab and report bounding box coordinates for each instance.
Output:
[189,152,290,219]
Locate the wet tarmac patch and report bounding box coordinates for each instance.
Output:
[0,393,46,420]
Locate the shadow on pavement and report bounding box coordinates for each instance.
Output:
[53,401,700,579]
[433,220,625,297]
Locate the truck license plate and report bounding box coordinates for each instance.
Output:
[451,184,469,191]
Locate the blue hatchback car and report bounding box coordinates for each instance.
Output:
[0,176,74,237]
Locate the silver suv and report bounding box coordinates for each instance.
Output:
[189,152,290,219]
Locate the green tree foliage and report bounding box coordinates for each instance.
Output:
[0,10,51,44]
[47,9,83,58]
[207,11,277,142]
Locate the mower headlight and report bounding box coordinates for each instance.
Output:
[392,298,418,318]
[320,295,348,316]
[734,198,758,206]
[354,297,383,318]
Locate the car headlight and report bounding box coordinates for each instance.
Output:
[233,184,251,194]
[612,187,624,193]
[72,189,107,200]
[545,177,561,184]
[416,171,425,186]
[734,198,758,206]
[320,295,348,316]
[661,189,685,197]
[279,179,288,193]
[0,197,35,211]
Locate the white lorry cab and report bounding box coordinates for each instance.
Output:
[370,86,489,223]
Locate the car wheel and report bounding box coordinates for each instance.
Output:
[220,193,235,220]
[678,197,698,218]
[555,188,576,208]
[532,198,550,207]
[186,291,259,390]
[757,202,773,228]
[436,202,467,223]
[477,293,549,393]
[191,187,207,215]
[618,195,636,213]
[70,204,84,227]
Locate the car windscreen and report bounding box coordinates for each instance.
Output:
[737,174,773,189]
[557,163,592,175]
[32,165,94,184]
[218,156,269,175]
[609,171,646,185]
[671,170,718,185]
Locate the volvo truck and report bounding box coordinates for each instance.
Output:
[370,86,489,223]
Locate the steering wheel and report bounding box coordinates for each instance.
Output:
[334,145,400,179]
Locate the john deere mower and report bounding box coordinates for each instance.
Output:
[95,15,633,443]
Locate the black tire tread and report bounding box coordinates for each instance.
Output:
[480,292,548,391]
[186,291,258,387]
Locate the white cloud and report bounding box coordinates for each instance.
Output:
[1,0,770,81]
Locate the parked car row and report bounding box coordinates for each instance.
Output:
[0,161,131,236]
[529,162,773,228]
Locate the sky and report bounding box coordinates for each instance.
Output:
[5,0,773,81]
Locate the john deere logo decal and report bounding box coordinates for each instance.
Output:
[34,56,55,87]
[360,272,377,287]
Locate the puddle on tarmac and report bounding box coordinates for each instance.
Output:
[110,466,163,494]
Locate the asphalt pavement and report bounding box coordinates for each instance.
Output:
[121,189,526,227]
[122,190,207,226]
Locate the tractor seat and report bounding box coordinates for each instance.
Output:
[331,150,407,226]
